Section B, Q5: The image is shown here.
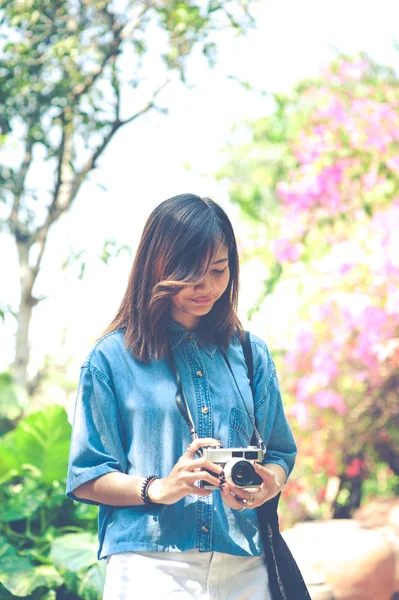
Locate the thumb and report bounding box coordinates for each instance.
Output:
[254,463,276,481]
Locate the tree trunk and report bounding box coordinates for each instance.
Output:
[12,242,36,393]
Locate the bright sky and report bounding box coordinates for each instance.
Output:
[1,0,399,378]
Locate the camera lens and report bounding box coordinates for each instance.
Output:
[230,460,255,487]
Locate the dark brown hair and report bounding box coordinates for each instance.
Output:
[103,193,242,361]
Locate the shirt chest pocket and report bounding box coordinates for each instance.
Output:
[229,407,254,448]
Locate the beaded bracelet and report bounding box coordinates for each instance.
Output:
[140,475,160,505]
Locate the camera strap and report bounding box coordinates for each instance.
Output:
[168,331,266,457]
[168,349,199,443]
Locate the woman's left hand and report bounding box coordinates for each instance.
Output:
[220,463,282,510]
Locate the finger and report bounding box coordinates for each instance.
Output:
[231,487,259,505]
[253,463,277,482]
[184,438,221,457]
[222,482,261,507]
[185,471,221,488]
[223,479,253,498]
[254,464,282,491]
[189,487,213,497]
[185,457,224,475]
[220,484,245,510]
[223,475,262,498]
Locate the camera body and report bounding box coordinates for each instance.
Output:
[201,445,263,490]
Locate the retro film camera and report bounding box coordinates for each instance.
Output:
[201,445,263,490]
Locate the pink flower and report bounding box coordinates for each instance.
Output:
[312,352,338,379]
[312,390,347,414]
[271,238,303,263]
[386,156,399,174]
[337,59,369,81]
[291,402,309,426]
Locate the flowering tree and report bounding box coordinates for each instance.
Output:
[221,54,399,521]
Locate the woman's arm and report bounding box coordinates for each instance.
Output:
[72,437,224,506]
[73,472,145,506]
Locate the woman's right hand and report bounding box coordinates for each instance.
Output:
[147,438,224,505]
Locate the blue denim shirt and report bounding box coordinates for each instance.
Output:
[66,324,297,560]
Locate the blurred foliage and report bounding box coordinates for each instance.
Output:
[1,0,255,231]
[219,52,399,522]
[1,0,255,395]
[0,404,101,599]
[0,372,27,434]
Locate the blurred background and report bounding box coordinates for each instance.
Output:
[1,1,399,598]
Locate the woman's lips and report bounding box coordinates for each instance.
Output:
[190,297,213,305]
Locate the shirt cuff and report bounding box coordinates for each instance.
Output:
[66,464,121,505]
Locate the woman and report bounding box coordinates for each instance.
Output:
[66,194,309,599]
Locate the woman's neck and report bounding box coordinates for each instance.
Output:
[171,313,200,331]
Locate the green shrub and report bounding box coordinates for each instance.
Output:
[0,405,104,599]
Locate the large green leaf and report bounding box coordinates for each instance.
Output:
[1,478,47,522]
[76,564,105,600]
[0,405,71,484]
[51,533,98,572]
[0,446,19,480]
[51,533,105,600]
[0,582,14,599]
[0,537,63,596]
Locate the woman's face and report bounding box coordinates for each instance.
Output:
[170,244,230,330]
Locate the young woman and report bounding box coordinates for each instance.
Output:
[66,194,309,600]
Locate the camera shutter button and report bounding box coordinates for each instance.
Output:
[201,406,209,414]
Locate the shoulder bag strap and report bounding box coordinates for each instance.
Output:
[241,330,254,397]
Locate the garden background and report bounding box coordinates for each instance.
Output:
[1,0,399,598]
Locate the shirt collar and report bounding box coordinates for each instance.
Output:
[168,321,218,358]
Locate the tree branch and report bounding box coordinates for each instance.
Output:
[31,80,169,252]
[71,1,155,102]
[72,27,123,99]
[122,84,169,126]
[8,137,35,240]
[120,1,156,42]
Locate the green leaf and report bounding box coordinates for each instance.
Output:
[0,446,19,480]
[0,582,14,599]
[51,533,105,600]
[77,564,106,600]
[1,478,47,522]
[0,405,71,484]
[51,533,99,572]
[0,537,63,596]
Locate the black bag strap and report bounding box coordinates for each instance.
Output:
[241,330,255,397]
[241,330,311,599]
[241,330,258,448]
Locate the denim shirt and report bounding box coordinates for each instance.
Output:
[66,324,297,560]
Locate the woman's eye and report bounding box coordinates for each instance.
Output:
[212,268,227,275]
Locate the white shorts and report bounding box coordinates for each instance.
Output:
[103,550,271,600]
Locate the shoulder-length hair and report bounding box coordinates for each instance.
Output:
[103,193,242,361]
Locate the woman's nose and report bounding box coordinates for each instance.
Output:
[194,275,213,293]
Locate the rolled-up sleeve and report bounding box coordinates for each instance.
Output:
[66,363,127,505]
[252,339,297,479]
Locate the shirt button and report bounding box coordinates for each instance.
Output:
[201,525,209,533]
[196,370,203,378]
[187,335,193,340]
[202,406,209,414]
